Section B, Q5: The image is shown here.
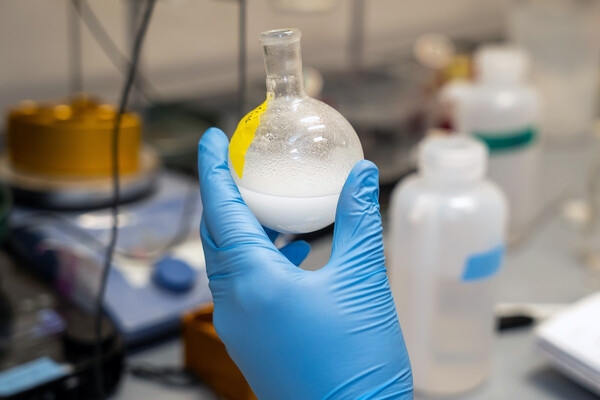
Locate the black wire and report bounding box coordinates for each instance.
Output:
[71,0,161,104]
[128,363,221,400]
[68,0,83,93]
[128,362,200,388]
[237,0,247,120]
[94,1,157,398]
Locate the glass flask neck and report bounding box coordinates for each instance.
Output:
[261,29,305,99]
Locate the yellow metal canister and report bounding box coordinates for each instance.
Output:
[7,96,141,176]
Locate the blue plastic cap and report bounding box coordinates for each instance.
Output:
[153,257,196,293]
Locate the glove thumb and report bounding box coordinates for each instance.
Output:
[328,160,385,272]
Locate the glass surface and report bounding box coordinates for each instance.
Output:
[229,28,363,234]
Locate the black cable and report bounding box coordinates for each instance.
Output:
[237,0,247,119]
[68,0,83,93]
[94,1,157,398]
[128,362,199,387]
[71,0,161,104]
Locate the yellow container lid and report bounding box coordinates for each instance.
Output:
[7,95,141,177]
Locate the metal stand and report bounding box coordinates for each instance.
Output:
[238,0,248,119]
[68,0,83,94]
[348,0,365,71]
[126,0,146,109]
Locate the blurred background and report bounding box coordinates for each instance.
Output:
[1,1,600,400]
[0,0,505,115]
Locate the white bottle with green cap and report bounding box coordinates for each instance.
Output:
[389,135,507,396]
[458,45,541,238]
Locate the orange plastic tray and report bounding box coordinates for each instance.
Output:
[182,304,257,400]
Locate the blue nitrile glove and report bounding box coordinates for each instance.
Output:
[198,127,413,400]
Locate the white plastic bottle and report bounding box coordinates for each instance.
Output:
[457,45,540,238]
[436,79,473,131]
[389,135,507,396]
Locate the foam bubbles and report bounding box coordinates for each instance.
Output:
[237,96,363,198]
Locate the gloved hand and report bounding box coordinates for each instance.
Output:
[198,127,413,400]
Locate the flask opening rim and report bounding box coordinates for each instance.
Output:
[260,28,301,46]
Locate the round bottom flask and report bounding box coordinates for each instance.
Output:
[229,29,363,234]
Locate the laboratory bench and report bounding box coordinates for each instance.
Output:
[113,137,600,400]
[0,133,580,399]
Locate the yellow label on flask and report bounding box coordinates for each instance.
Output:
[229,100,268,179]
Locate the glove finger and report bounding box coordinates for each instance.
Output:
[202,212,298,282]
[263,227,279,243]
[200,215,234,279]
[197,127,274,249]
[327,160,385,272]
[279,240,311,267]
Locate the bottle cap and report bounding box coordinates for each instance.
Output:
[153,257,197,293]
[419,135,488,180]
[474,45,529,83]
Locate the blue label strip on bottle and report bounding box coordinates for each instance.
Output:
[0,357,69,397]
[474,126,537,153]
[461,245,505,282]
